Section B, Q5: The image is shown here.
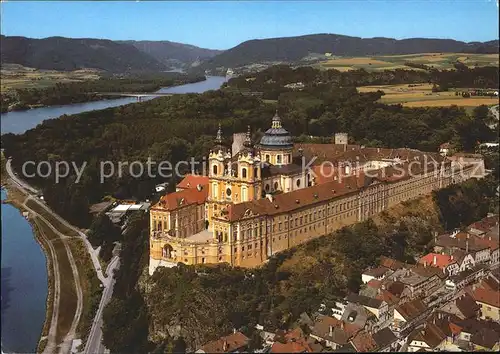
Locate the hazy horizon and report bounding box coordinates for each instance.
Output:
[1,1,498,50]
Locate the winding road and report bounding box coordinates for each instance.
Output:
[5,158,120,354]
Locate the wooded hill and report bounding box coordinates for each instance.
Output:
[0,35,167,72]
[0,35,222,72]
[202,34,499,69]
[121,40,222,67]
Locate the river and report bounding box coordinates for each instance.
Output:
[0,76,225,353]
[1,188,48,354]
[0,76,227,135]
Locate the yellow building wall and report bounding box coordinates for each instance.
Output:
[478,302,500,321]
[151,160,459,269]
[260,148,293,165]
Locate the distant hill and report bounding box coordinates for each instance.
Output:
[0,35,167,72]
[121,40,222,67]
[202,34,499,69]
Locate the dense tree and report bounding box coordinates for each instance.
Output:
[87,213,121,247]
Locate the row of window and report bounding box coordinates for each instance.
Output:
[211,164,260,179]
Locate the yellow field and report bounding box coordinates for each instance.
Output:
[1,64,101,91]
[403,98,498,107]
[324,57,390,66]
[330,66,353,72]
[319,52,498,72]
[357,83,434,93]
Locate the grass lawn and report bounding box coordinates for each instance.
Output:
[68,238,102,342]
[25,199,80,237]
[52,239,77,344]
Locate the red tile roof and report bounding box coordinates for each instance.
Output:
[176,174,209,190]
[367,279,382,289]
[350,330,377,352]
[395,299,427,321]
[152,186,207,211]
[199,332,249,353]
[380,256,405,271]
[271,328,312,353]
[472,287,500,308]
[412,323,447,349]
[376,289,400,305]
[271,341,312,353]
[418,253,455,269]
[223,157,447,222]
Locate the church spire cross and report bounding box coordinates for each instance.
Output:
[244,125,252,147]
[215,123,223,143]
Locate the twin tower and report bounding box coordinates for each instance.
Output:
[206,112,294,226]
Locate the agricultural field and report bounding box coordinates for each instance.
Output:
[318,52,499,72]
[358,83,499,108]
[1,63,101,91]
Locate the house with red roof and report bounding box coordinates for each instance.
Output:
[176,174,210,191]
[470,283,500,321]
[418,253,459,276]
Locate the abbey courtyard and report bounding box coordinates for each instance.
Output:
[149,112,486,275]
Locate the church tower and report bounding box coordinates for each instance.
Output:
[259,111,294,166]
[207,124,231,230]
[235,126,262,203]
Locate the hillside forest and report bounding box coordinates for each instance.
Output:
[2,65,498,228]
[1,64,499,352]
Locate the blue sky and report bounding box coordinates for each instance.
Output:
[1,1,498,50]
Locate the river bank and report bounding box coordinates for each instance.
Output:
[1,182,50,354]
[1,75,207,114]
[1,75,226,134]
[1,76,226,351]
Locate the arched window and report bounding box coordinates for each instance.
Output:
[242,167,247,179]
[265,154,270,162]
[274,182,279,191]
[212,183,218,198]
[265,184,270,192]
[296,179,301,188]
[212,164,218,176]
[277,155,282,164]
[242,186,248,201]
[254,167,259,179]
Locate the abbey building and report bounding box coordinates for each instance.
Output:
[149,112,485,275]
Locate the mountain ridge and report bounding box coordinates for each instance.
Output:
[0,35,168,72]
[201,33,499,69]
[120,40,223,67]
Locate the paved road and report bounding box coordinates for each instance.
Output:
[84,256,120,354]
[5,159,39,194]
[7,158,107,284]
[5,158,118,353]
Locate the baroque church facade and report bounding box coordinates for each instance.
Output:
[149,112,484,274]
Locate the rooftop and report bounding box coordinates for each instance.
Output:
[199,332,249,353]
[185,229,213,244]
[176,174,209,190]
[418,253,455,269]
[395,299,427,321]
[346,293,384,309]
[472,286,500,308]
[152,185,207,212]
